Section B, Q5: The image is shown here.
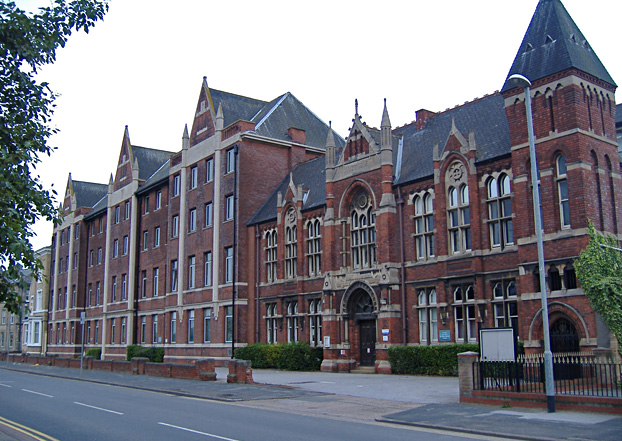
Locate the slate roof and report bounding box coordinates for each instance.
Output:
[501,0,615,92]
[71,180,108,210]
[209,89,344,149]
[132,146,175,181]
[394,93,511,185]
[251,92,345,148]
[209,89,266,129]
[136,159,171,195]
[248,156,326,226]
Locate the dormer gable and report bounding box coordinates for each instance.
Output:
[342,100,378,162]
[114,126,134,191]
[189,77,216,146]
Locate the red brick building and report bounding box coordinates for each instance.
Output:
[47,0,620,368]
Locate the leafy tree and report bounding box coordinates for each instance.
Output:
[0,0,108,313]
[575,222,622,348]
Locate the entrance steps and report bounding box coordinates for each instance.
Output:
[350,366,376,374]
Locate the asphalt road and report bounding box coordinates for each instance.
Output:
[0,369,507,441]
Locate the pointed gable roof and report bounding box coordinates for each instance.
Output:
[131,146,174,181]
[251,92,344,148]
[248,156,326,226]
[394,93,510,185]
[501,0,616,92]
[69,179,108,210]
[209,88,267,128]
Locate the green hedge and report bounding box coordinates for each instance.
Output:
[388,344,479,376]
[85,348,101,360]
[235,342,323,371]
[126,345,164,363]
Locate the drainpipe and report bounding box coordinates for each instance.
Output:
[397,187,407,344]
[255,224,260,343]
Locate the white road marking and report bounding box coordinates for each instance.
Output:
[158,422,240,441]
[74,401,124,415]
[22,389,53,398]
[0,384,12,388]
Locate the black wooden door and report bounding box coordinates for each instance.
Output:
[359,320,376,366]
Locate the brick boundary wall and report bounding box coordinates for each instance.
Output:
[1,353,254,384]
[457,351,622,414]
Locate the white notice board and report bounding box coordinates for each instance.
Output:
[479,328,515,361]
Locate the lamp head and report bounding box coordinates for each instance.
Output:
[507,74,531,89]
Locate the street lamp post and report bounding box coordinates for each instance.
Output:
[507,74,556,412]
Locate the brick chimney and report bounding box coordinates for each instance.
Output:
[415,109,436,131]
[288,127,306,145]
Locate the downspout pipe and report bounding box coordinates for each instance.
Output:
[397,186,407,345]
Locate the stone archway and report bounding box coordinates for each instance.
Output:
[342,284,378,367]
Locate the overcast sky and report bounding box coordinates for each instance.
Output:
[14,0,621,251]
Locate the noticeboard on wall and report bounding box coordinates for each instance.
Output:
[480,328,516,361]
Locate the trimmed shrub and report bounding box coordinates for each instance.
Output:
[85,348,101,360]
[235,342,322,371]
[126,345,164,363]
[126,345,142,361]
[388,344,479,376]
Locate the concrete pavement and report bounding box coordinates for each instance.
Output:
[1,361,620,441]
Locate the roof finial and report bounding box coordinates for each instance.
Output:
[355,99,358,116]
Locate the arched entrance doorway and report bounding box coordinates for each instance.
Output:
[550,317,581,380]
[349,290,377,366]
[550,317,579,353]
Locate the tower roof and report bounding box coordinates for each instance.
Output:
[501,0,615,92]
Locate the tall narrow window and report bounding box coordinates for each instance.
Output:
[124,201,130,220]
[171,260,178,291]
[140,317,146,344]
[154,226,160,247]
[557,155,570,228]
[111,276,117,302]
[113,239,119,258]
[266,230,277,283]
[453,285,476,343]
[173,174,180,197]
[225,195,234,221]
[110,319,115,344]
[414,192,435,259]
[155,190,162,210]
[141,270,147,298]
[203,308,211,342]
[487,174,513,248]
[190,166,198,189]
[189,208,197,232]
[350,192,376,269]
[152,315,158,344]
[121,317,127,344]
[225,247,233,283]
[153,268,159,296]
[308,299,322,347]
[204,252,212,286]
[226,148,235,174]
[172,215,179,238]
[170,312,176,343]
[266,303,278,344]
[446,162,471,254]
[307,220,321,276]
[187,310,195,343]
[96,282,101,305]
[123,235,128,255]
[205,158,214,182]
[285,211,297,279]
[286,302,299,343]
[492,280,518,334]
[121,274,127,300]
[143,230,148,251]
[188,256,196,289]
[205,202,213,227]
[225,306,233,342]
